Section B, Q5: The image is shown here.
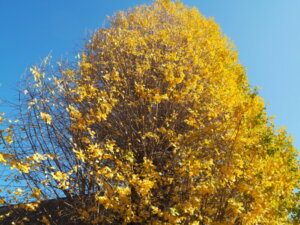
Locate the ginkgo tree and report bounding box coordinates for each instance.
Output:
[0,0,299,224]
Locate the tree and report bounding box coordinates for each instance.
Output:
[0,0,299,224]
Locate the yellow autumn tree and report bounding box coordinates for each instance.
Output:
[0,0,299,224]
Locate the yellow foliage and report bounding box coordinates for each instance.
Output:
[0,0,299,224]
[40,112,52,124]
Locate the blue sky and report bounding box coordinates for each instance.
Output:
[0,0,299,149]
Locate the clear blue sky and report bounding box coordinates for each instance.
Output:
[0,0,299,149]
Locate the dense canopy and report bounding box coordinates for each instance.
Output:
[0,0,299,224]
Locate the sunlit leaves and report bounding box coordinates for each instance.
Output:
[0,0,298,224]
[40,112,52,125]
